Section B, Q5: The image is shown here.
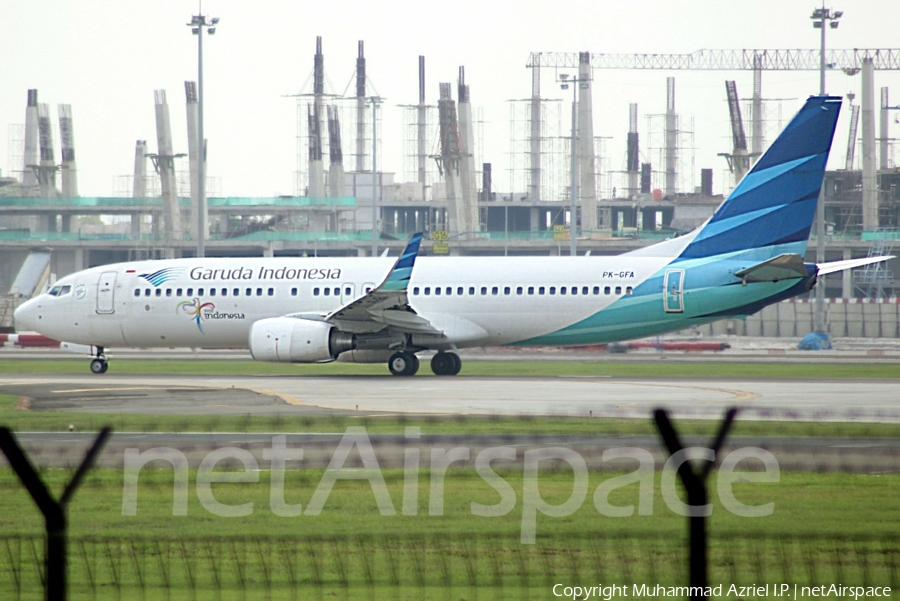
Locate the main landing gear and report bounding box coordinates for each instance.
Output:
[430,351,461,376]
[388,351,419,376]
[89,347,109,374]
[387,350,462,376]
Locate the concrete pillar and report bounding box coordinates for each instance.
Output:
[880,87,889,171]
[577,52,597,233]
[263,246,274,258]
[529,63,541,202]
[665,77,677,196]
[23,90,39,195]
[74,248,85,272]
[530,207,539,232]
[861,58,878,231]
[185,81,201,240]
[154,89,182,241]
[58,104,77,198]
[842,247,852,298]
[751,54,763,162]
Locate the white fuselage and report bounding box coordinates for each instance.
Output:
[15,255,671,350]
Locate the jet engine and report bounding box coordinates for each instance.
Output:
[249,318,355,363]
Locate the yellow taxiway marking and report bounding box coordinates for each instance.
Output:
[51,386,220,394]
[249,387,304,406]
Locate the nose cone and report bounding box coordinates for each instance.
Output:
[14,298,40,332]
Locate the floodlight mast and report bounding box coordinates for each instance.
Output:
[811,5,841,336]
[558,73,584,256]
[187,13,219,258]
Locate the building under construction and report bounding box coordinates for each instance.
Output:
[2,46,900,334]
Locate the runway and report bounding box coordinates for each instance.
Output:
[1,372,898,422]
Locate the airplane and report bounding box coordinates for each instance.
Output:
[13,95,892,376]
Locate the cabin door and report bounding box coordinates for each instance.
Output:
[96,271,118,314]
[663,269,684,313]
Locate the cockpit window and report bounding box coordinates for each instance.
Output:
[47,285,72,297]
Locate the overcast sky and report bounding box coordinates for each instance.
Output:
[3,1,899,198]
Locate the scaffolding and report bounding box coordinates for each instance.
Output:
[853,228,896,298]
[400,104,437,199]
[645,113,695,196]
[507,99,565,200]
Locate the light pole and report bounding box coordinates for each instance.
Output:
[188,13,218,258]
[811,5,841,335]
[558,73,583,256]
[369,96,383,257]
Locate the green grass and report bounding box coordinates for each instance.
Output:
[2,468,898,599]
[2,468,896,539]
[2,357,900,379]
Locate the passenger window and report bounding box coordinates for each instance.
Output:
[424,287,431,295]
[268,288,274,296]
[583,286,589,295]
[133,289,140,297]
[435,287,441,295]
[156,289,162,297]
[166,289,173,297]
[246,288,252,296]
[333,287,339,296]
[324,288,330,296]
[615,286,622,295]
[176,288,183,297]
[570,287,577,295]
[481,287,487,295]
[446,287,452,295]
[468,287,475,295]
[313,288,320,296]
[457,287,464,295]
[187,288,193,296]
[549,287,556,295]
[626,286,633,295]
[256,288,263,296]
[198,288,205,296]
[528,286,534,295]
[593,286,600,295]
[209,288,216,297]
[145,289,151,297]
[221,288,227,297]
[365,286,373,293]
[234,288,239,296]
[604,286,611,295]
[560,287,567,295]
[516,286,523,295]
[291,288,298,296]
[345,287,352,296]
[504,286,511,295]
[539,286,545,295]
[413,287,420,295]
[491,286,499,295]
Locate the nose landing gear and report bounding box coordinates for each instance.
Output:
[89,347,109,374]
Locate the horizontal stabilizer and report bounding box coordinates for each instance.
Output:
[817,255,894,276]
[734,254,807,283]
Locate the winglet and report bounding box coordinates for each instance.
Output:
[380,232,423,291]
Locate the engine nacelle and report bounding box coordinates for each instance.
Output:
[249,318,355,363]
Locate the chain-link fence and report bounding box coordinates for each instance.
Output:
[2,533,898,600]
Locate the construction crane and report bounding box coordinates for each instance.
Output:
[718,81,756,184]
[526,49,900,70]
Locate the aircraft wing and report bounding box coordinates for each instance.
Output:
[325,233,442,335]
[816,255,895,276]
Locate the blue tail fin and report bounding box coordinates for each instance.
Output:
[678,95,842,260]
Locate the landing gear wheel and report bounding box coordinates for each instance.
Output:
[448,352,462,376]
[388,351,419,376]
[90,359,108,374]
[431,352,460,376]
